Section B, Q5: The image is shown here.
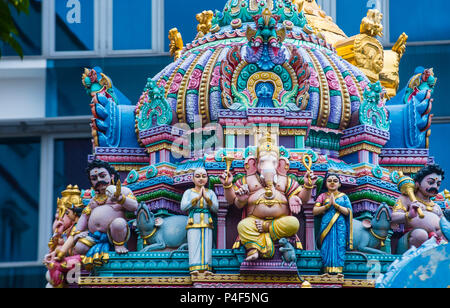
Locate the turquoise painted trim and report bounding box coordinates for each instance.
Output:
[295,136,305,149]
[92,250,401,280]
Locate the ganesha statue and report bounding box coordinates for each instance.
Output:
[43,185,84,288]
[392,164,447,254]
[220,133,317,261]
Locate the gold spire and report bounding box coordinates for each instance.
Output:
[168,28,184,61]
[297,0,348,45]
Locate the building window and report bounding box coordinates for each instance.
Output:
[54,0,95,52]
[0,138,41,263]
[53,138,92,213]
[0,0,42,56]
[46,0,164,57]
[111,0,152,51]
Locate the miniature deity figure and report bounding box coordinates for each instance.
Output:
[73,160,138,267]
[43,185,84,288]
[393,164,445,254]
[220,133,317,261]
[195,10,214,39]
[180,167,219,275]
[168,28,184,60]
[313,174,353,274]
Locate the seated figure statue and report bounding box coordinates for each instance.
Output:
[392,164,446,254]
[72,160,138,267]
[220,133,317,261]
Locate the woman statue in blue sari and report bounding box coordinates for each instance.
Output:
[313,174,353,274]
[180,167,219,276]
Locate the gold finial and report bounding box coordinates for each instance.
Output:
[292,0,305,12]
[222,154,235,183]
[262,8,272,26]
[195,10,214,39]
[168,28,184,61]
[360,9,384,37]
[301,281,312,288]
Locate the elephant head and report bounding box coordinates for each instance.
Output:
[245,134,290,199]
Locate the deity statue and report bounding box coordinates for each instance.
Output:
[180,167,219,275]
[219,133,317,261]
[392,164,446,254]
[195,10,214,39]
[168,28,184,61]
[313,174,353,275]
[73,160,138,267]
[43,185,84,288]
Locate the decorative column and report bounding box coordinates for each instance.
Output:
[302,202,316,251]
[214,184,229,250]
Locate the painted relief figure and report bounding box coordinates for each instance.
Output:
[314,174,353,274]
[180,167,219,275]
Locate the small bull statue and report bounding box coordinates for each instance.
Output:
[352,203,392,254]
[135,203,188,252]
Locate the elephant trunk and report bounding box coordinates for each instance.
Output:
[261,168,278,200]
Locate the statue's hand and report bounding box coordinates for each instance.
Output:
[289,195,302,215]
[219,170,233,187]
[236,185,250,204]
[44,251,56,264]
[409,202,420,219]
[74,231,89,242]
[305,171,318,187]
[255,220,269,233]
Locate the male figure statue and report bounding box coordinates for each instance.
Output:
[393,164,445,253]
[73,160,138,266]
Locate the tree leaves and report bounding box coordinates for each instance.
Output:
[0,0,30,58]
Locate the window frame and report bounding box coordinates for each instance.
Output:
[0,118,91,269]
[43,0,165,59]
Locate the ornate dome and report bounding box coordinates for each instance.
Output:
[146,0,370,131]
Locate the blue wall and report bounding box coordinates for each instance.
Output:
[429,123,450,190]
[390,0,450,42]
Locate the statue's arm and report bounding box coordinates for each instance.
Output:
[180,189,197,212]
[74,213,88,233]
[208,190,219,213]
[120,187,138,212]
[298,186,313,205]
[312,194,327,216]
[335,196,351,216]
[391,197,409,224]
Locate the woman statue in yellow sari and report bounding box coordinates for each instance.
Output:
[313,174,353,274]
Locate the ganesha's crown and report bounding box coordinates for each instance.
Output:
[56,185,84,217]
[257,132,280,158]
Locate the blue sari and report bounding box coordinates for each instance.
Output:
[317,192,353,274]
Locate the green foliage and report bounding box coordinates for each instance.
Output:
[0,0,30,58]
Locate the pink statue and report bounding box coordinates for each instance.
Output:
[43,185,83,288]
[392,164,446,253]
[219,133,317,261]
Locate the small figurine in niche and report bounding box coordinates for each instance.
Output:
[72,160,138,267]
[180,167,219,276]
[313,173,353,275]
